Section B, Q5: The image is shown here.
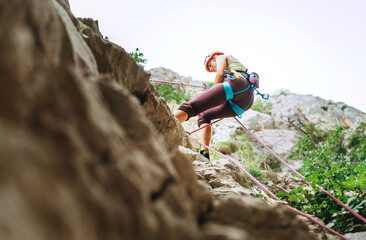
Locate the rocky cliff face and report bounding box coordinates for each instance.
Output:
[0,1,340,240]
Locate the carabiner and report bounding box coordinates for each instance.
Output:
[256,91,269,100]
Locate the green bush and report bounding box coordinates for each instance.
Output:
[277,125,366,233]
[266,154,282,172]
[129,48,147,66]
[235,136,267,182]
[213,141,239,155]
[152,81,192,104]
[157,84,184,104]
[210,136,267,181]
[251,99,272,115]
[348,123,366,162]
[207,82,214,88]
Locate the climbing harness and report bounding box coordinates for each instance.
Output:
[222,70,269,118]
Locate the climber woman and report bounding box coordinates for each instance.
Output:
[174,52,257,160]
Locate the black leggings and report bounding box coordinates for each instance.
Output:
[177,77,254,126]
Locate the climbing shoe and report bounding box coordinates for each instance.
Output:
[200,150,210,160]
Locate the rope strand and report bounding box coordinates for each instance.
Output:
[186,134,349,240]
[154,76,365,225]
[151,79,208,89]
[188,118,224,135]
[233,117,366,223]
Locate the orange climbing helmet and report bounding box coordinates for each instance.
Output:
[204,51,224,72]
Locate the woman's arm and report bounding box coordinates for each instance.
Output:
[214,55,228,85]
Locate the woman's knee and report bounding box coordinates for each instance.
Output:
[197,113,211,127]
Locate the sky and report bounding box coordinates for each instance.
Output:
[69,0,366,113]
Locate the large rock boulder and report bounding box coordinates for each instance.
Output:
[0,1,331,240]
[0,1,201,239]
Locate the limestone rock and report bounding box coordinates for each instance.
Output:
[0,1,336,240]
[78,15,185,153]
[192,153,254,198]
[345,232,366,240]
[205,196,314,240]
[149,67,194,83]
[181,147,317,240]
[241,109,275,131]
[251,129,300,160]
[0,1,200,239]
[270,89,366,130]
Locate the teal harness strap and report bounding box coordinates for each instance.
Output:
[222,71,269,118]
[222,82,233,100]
[228,90,253,118]
[222,81,253,118]
[228,100,245,116]
[233,85,250,95]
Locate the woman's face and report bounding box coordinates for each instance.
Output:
[208,59,217,72]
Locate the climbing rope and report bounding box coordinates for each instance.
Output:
[180,83,204,94]
[233,117,366,224]
[153,77,365,225]
[188,118,224,135]
[187,116,365,224]
[186,134,349,240]
[151,79,209,90]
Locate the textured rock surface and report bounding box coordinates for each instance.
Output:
[0,1,338,240]
[345,232,366,240]
[253,129,300,159]
[192,155,254,198]
[78,18,185,153]
[204,196,311,240]
[205,88,366,163]
[184,147,343,240]
[270,88,366,129]
[0,1,198,239]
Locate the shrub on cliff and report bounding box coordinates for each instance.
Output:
[277,124,366,233]
[157,84,185,104]
[129,48,147,66]
[251,99,273,115]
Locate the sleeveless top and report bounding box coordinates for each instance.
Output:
[227,56,247,72]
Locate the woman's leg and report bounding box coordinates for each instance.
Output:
[174,109,188,123]
[201,123,211,150]
[176,84,227,120]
